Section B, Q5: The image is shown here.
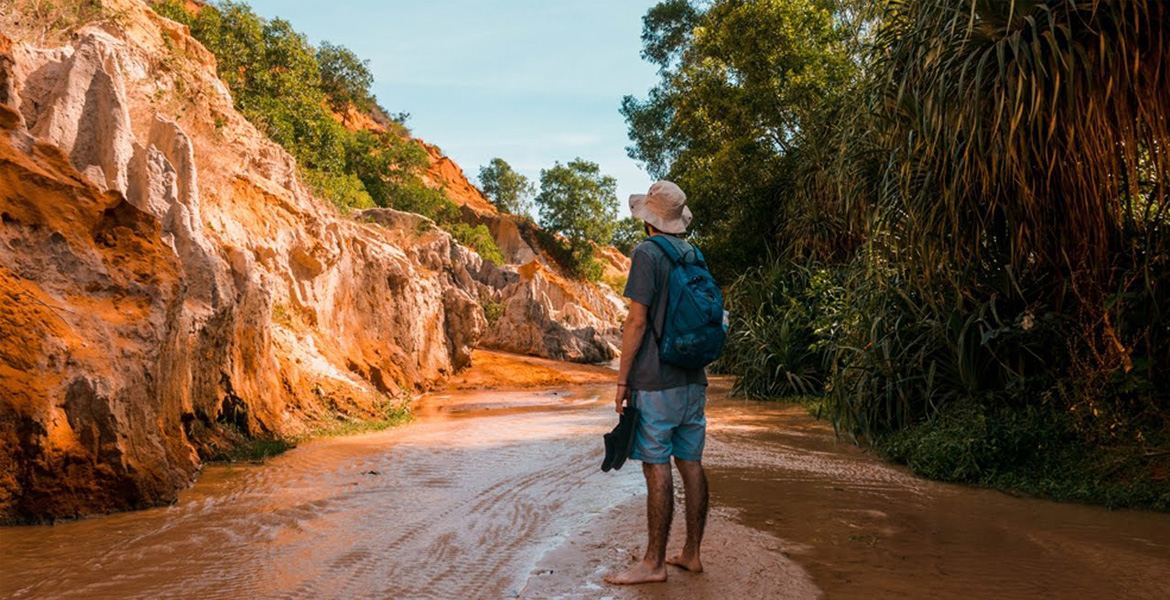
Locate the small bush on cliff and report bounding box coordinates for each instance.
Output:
[4,0,108,44]
[341,130,464,219]
[302,169,374,211]
[447,222,504,266]
[479,292,505,326]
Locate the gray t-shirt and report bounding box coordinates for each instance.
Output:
[622,236,708,391]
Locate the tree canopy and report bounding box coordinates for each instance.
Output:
[535,159,619,279]
[622,0,857,275]
[317,41,377,113]
[478,158,535,217]
[610,217,645,256]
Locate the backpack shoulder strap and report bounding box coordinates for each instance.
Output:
[689,245,708,268]
[647,235,706,268]
[646,235,682,265]
[642,236,680,347]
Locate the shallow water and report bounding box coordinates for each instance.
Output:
[2,380,1169,599]
[701,387,1170,599]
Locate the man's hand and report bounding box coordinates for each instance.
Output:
[614,383,631,414]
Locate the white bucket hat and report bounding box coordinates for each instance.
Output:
[629,180,692,235]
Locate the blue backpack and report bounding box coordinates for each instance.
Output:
[646,236,726,370]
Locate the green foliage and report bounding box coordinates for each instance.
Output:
[610,217,645,256]
[302,168,374,211]
[224,436,297,462]
[447,222,504,266]
[479,292,504,326]
[639,0,701,70]
[535,159,618,279]
[478,158,535,217]
[342,129,434,209]
[310,397,413,438]
[715,256,851,398]
[151,0,190,25]
[870,0,1170,277]
[622,0,857,275]
[317,41,376,113]
[642,0,1170,507]
[880,401,1170,511]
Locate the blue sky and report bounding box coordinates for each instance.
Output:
[244,0,662,217]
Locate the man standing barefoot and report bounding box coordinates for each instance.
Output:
[605,181,709,586]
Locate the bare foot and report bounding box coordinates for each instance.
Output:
[666,553,703,573]
[604,560,668,585]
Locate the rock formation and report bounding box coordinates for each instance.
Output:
[418,142,628,363]
[0,0,625,523]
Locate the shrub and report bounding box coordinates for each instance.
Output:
[303,168,374,211]
[715,256,846,398]
[479,292,504,326]
[445,222,504,266]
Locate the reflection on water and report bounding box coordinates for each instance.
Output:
[2,380,1169,599]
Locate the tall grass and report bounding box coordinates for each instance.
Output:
[717,257,848,399]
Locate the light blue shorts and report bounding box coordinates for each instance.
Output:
[630,384,707,464]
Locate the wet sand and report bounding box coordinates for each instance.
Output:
[2,351,1169,599]
[520,499,819,599]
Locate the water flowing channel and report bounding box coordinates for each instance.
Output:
[3,378,1169,599]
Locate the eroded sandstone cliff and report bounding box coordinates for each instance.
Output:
[0,0,625,523]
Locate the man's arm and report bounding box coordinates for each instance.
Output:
[614,300,649,414]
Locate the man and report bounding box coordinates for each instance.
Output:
[605,180,709,586]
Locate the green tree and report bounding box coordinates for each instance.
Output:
[610,216,645,256]
[622,0,856,275]
[477,158,535,217]
[535,159,618,279]
[317,41,376,113]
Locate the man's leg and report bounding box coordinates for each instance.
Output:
[604,462,673,585]
[667,458,707,572]
[667,384,708,572]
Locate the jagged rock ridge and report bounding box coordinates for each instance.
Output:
[0,0,624,523]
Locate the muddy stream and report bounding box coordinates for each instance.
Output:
[3,362,1169,599]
